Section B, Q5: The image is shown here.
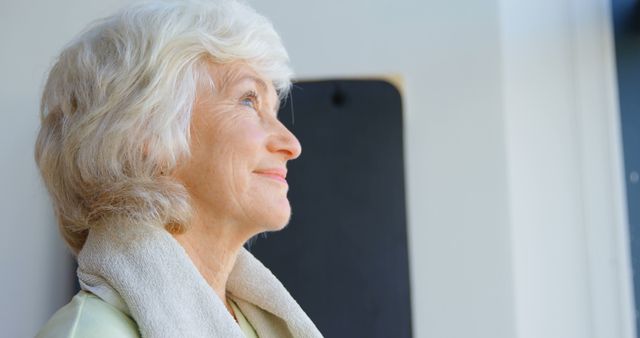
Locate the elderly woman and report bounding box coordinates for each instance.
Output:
[34,0,322,337]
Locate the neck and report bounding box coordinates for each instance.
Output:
[171,207,253,315]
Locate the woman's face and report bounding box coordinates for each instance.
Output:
[173,61,301,236]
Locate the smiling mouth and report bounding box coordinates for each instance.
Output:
[254,169,288,184]
[257,173,287,184]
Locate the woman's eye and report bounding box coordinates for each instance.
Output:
[240,98,254,108]
[240,91,259,110]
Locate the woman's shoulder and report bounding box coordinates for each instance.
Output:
[35,290,140,338]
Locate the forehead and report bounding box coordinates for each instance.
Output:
[208,61,277,97]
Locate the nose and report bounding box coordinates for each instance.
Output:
[268,119,302,160]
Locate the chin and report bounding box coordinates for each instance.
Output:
[266,212,291,232]
[247,194,292,233]
[260,205,291,232]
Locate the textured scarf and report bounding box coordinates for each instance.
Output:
[76,222,323,338]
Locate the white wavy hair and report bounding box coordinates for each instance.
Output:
[34,0,293,254]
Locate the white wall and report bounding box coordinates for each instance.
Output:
[0,1,129,337]
[501,2,594,336]
[0,0,633,337]
[500,0,636,337]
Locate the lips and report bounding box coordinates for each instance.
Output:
[254,168,287,184]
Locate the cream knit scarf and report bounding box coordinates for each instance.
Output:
[76,222,323,338]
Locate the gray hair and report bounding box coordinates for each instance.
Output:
[34,0,293,254]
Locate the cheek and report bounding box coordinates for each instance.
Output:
[241,118,267,142]
[223,120,267,190]
[231,122,267,164]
